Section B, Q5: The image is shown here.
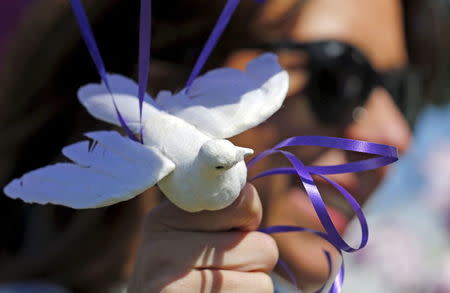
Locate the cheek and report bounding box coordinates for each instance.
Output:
[344,88,412,154]
[287,69,309,96]
[223,50,263,70]
[341,88,411,202]
[354,167,387,202]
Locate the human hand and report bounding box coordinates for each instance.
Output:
[128,183,278,293]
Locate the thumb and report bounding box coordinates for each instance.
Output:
[145,183,262,232]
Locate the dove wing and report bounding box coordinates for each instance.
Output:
[156,53,289,138]
[3,131,175,209]
[78,74,159,133]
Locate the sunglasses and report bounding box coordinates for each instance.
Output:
[251,40,423,127]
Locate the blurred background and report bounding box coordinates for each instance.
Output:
[0,1,449,292]
[345,103,450,293]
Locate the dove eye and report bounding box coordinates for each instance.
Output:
[215,166,224,170]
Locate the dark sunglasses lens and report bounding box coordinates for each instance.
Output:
[380,70,422,128]
[246,40,410,126]
[305,41,378,124]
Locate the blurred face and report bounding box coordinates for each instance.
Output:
[226,0,412,291]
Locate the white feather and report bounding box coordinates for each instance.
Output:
[156,53,289,138]
[4,131,175,208]
[78,74,159,133]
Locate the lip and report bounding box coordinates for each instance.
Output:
[286,187,351,234]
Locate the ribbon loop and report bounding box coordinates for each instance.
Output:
[250,136,398,291]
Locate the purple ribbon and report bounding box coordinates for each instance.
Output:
[250,136,397,252]
[69,0,137,141]
[138,0,151,142]
[251,136,398,292]
[264,226,345,293]
[331,263,344,293]
[185,0,266,89]
[185,0,268,90]
[185,0,241,89]
[316,250,344,293]
[277,258,299,289]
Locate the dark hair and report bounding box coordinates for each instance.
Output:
[402,0,450,104]
[0,1,149,292]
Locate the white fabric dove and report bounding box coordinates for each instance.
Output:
[4,53,288,212]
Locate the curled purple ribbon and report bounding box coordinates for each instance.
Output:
[251,136,398,291]
[249,136,397,252]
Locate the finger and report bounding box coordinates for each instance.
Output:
[142,231,278,274]
[159,270,274,293]
[147,183,262,232]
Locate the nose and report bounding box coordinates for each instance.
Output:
[344,87,412,155]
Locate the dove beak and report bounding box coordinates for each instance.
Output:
[222,147,253,170]
[219,147,254,170]
[236,147,254,161]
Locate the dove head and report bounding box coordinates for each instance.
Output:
[199,140,253,171]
